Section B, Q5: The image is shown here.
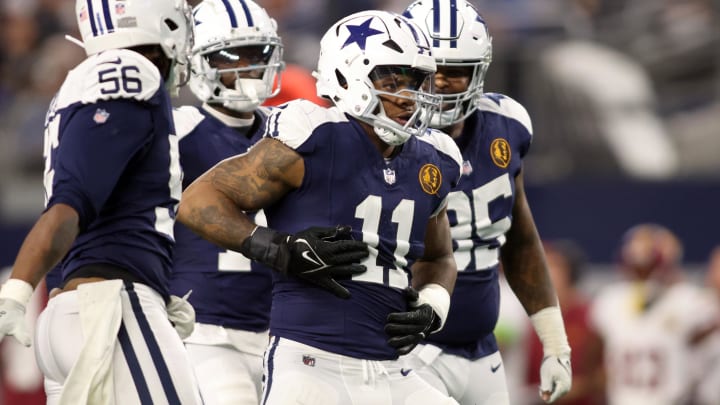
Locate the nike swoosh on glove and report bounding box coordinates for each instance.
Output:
[0,298,31,347]
[539,352,572,403]
[384,288,440,355]
[240,225,369,299]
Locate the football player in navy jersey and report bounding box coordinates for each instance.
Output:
[178,9,462,405]
[402,1,572,404]
[0,1,203,404]
[169,0,285,403]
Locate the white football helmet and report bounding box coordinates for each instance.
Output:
[403,0,492,128]
[189,0,284,112]
[315,10,439,146]
[75,0,194,91]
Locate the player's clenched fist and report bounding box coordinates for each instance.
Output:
[240,225,368,298]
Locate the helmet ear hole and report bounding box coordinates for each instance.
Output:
[335,70,347,88]
[382,40,403,53]
[165,19,179,31]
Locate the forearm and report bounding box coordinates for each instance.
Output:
[410,254,456,293]
[11,204,79,288]
[177,180,257,252]
[502,240,558,315]
[410,254,456,331]
[501,189,557,314]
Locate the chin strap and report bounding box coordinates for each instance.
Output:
[64,34,85,49]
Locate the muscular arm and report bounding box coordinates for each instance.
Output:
[177,137,304,251]
[10,204,79,288]
[500,171,558,315]
[410,207,457,294]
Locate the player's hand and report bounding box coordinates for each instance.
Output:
[240,225,368,299]
[385,288,440,355]
[0,298,31,347]
[538,351,572,403]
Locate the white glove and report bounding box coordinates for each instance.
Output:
[539,351,572,402]
[0,279,34,347]
[530,306,572,403]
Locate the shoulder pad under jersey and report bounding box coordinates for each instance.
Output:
[477,93,533,137]
[264,99,346,150]
[58,49,162,107]
[173,106,205,140]
[418,128,463,174]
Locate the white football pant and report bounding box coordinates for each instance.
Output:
[401,344,510,405]
[35,282,202,405]
[261,337,459,405]
[184,323,269,405]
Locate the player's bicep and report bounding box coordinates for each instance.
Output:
[192,137,303,211]
[421,207,454,262]
[411,207,457,292]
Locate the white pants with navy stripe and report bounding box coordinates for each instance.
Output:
[400,344,510,405]
[35,282,202,405]
[261,337,459,405]
[184,323,269,405]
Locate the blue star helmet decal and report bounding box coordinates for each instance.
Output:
[341,17,384,50]
[486,93,505,106]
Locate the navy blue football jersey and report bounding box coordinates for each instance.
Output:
[426,93,533,359]
[43,49,182,299]
[262,100,463,360]
[169,105,272,331]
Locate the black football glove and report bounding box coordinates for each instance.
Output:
[239,225,368,299]
[384,288,441,355]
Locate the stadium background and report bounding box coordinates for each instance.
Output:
[0,0,717,403]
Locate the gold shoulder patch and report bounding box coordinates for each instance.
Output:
[490,138,511,168]
[419,164,442,195]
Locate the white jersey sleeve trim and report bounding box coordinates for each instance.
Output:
[172,106,205,140]
[266,100,347,150]
[418,129,463,177]
[55,49,162,110]
[477,93,533,136]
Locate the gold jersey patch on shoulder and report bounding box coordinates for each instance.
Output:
[490,138,511,168]
[419,164,442,195]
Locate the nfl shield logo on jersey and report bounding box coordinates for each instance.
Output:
[462,160,473,176]
[383,168,396,185]
[93,108,110,124]
[302,355,316,367]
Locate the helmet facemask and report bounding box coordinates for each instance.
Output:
[191,40,284,112]
[403,0,494,127]
[315,11,440,146]
[363,66,440,145]
[188,0,285,112]
[431,54,491,128]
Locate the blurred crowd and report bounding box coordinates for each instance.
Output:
[1,0,719,221]
[1,0,719,192]
[0,0,720,187]
[0,1,719,403]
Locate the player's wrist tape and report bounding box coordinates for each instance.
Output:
[239,226,288,270]
[530,306,571,357]
[415,283,451,332]
[0,278,33,306]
